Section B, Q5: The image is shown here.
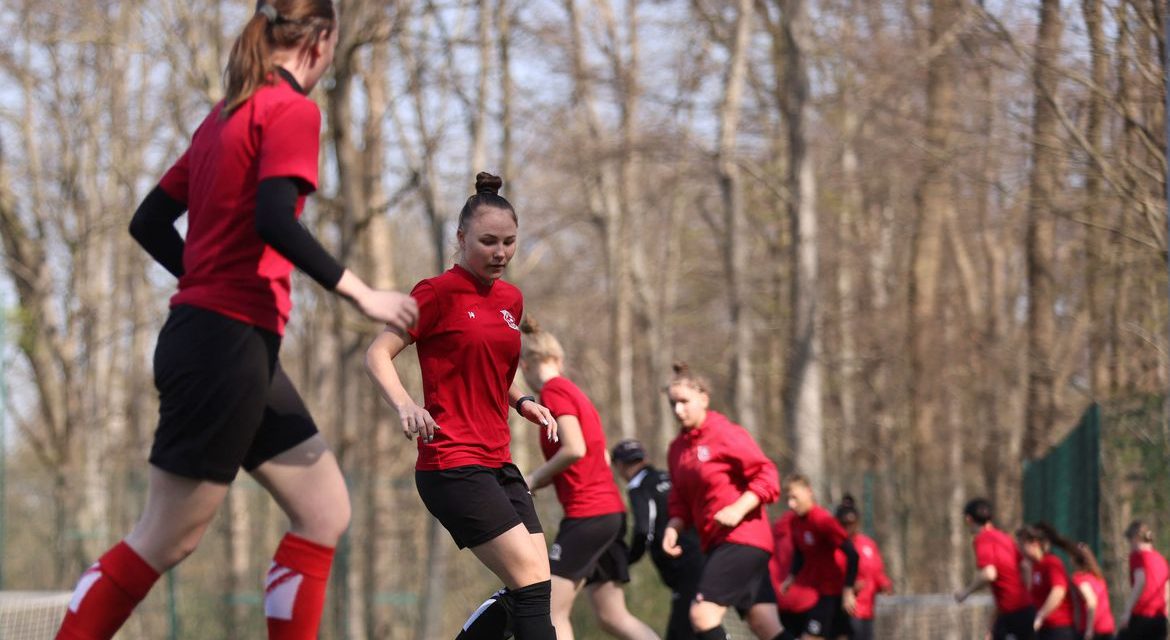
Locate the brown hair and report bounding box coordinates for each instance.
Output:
[519,316,564,364]
[1126,520,1154,543]
[223,1,337,114]
[1032,522,1105,579]
[667,361,711,395]
[785,472,812,489]
[459,172,517,233]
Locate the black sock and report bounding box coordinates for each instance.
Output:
[508,580,556,640]
[695,626,728,640]
[456,589,513,640]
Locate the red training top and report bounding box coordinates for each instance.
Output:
[1031,552,1074,628]
[769,511,818,614]
[973,526,1032,614]
[1071,571,1115,635]
[666,411,779,554]
[1130,548,1170,619]
[160,73,320,335]
[408,265,523,471]
[791,505,849,597]
[848,532,892,620]
[537,376,625,519]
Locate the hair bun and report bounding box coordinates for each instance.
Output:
[672,361,690,376]
[475,172,503,196]
[840,494,856,508]
[519,316,541,335]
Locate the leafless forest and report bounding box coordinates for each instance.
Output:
[0,0,1166,638]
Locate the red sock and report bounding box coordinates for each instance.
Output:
[56,541,160,640]
[265,533,335,640]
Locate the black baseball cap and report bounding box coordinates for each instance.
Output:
[611,439,646,464]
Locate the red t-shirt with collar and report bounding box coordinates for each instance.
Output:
[1130,548,1170,618]
[666,411,780,554]
[1031,552,1074,628]
[769,511,818,614]
[973,526,1032,614]
[537,376,625,519]
[408,265,523,471]
[159,72,319,335]
[1071,571,1115,634]
[849,532,892,620]
[791,505,849,596]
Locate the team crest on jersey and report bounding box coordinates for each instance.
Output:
[549,543,562,561]
[500,310,520,331]
[804,531,815,545]
[863,547,873,558]
[696,445,711,462]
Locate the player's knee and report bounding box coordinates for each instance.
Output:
[292,499,351,546]
[689,602,721,631]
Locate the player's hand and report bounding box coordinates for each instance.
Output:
[662,527,682,557]
[1033,616,1043,631]
[396,400,439,443]
[358,289,419,331]
[843,587,858,617]
[780,577,793,594]
[520,400,558,442]
[713,504,745,528]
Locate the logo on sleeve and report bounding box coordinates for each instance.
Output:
[500,310,520,331]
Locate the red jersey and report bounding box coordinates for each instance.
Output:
[1130,548,1170,618]
[1071,571,1115,635]
[1031,553,1074,628]
[159,72,320,335]
[407,265,523,471]
[537,376,625,519]
[666,411,780,554]
[791,505,849,596]
[849,533,891,620]
[769,511,818,614]
[973,526,1032,614]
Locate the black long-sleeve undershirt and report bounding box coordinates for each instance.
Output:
[790,536,860,590]
[254,177,344,289]
[128,178,345,290]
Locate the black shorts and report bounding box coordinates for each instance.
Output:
[805,595,851,638]
[1121,615,1168,640]
[550,513,630,584]
[149,305,317,483]
[415,463,543,549]
[993,608,1036,640]
[851,618,874,640]
[694,543,771,615]
[1037,627,1076,640]
[781,610,811,637]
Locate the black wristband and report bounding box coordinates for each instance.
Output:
[515,395,536,412]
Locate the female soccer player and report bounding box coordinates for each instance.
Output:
[519,319,659,640]
[781,475,859,640]
[56,3,419,639]
[834,496,891,640]
[769,511,818,637]
[1118,520,1168,640]
[1019,524,1076,639]
[365,172,558,640]
[1062,541,1114,640]
[956,498,1035,640]
[659,363,788,640]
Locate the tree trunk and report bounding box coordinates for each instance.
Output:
[780,0,825,493]
[1024,0,1063,460]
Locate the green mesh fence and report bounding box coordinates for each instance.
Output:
[1022,404,1102,555]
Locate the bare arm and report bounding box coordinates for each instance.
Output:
[1120,569,1147,628]
[526,414,585,491]
[365,329,438,441]
[662,516,686,557]
[1076,582,1097,640]
[1034,585,1067,630]
[956,565,997,603]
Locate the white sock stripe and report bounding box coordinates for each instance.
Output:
[264,574,303,621]
[266,566,293,590]
[68,571,103,613]
[461,597,500,631]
